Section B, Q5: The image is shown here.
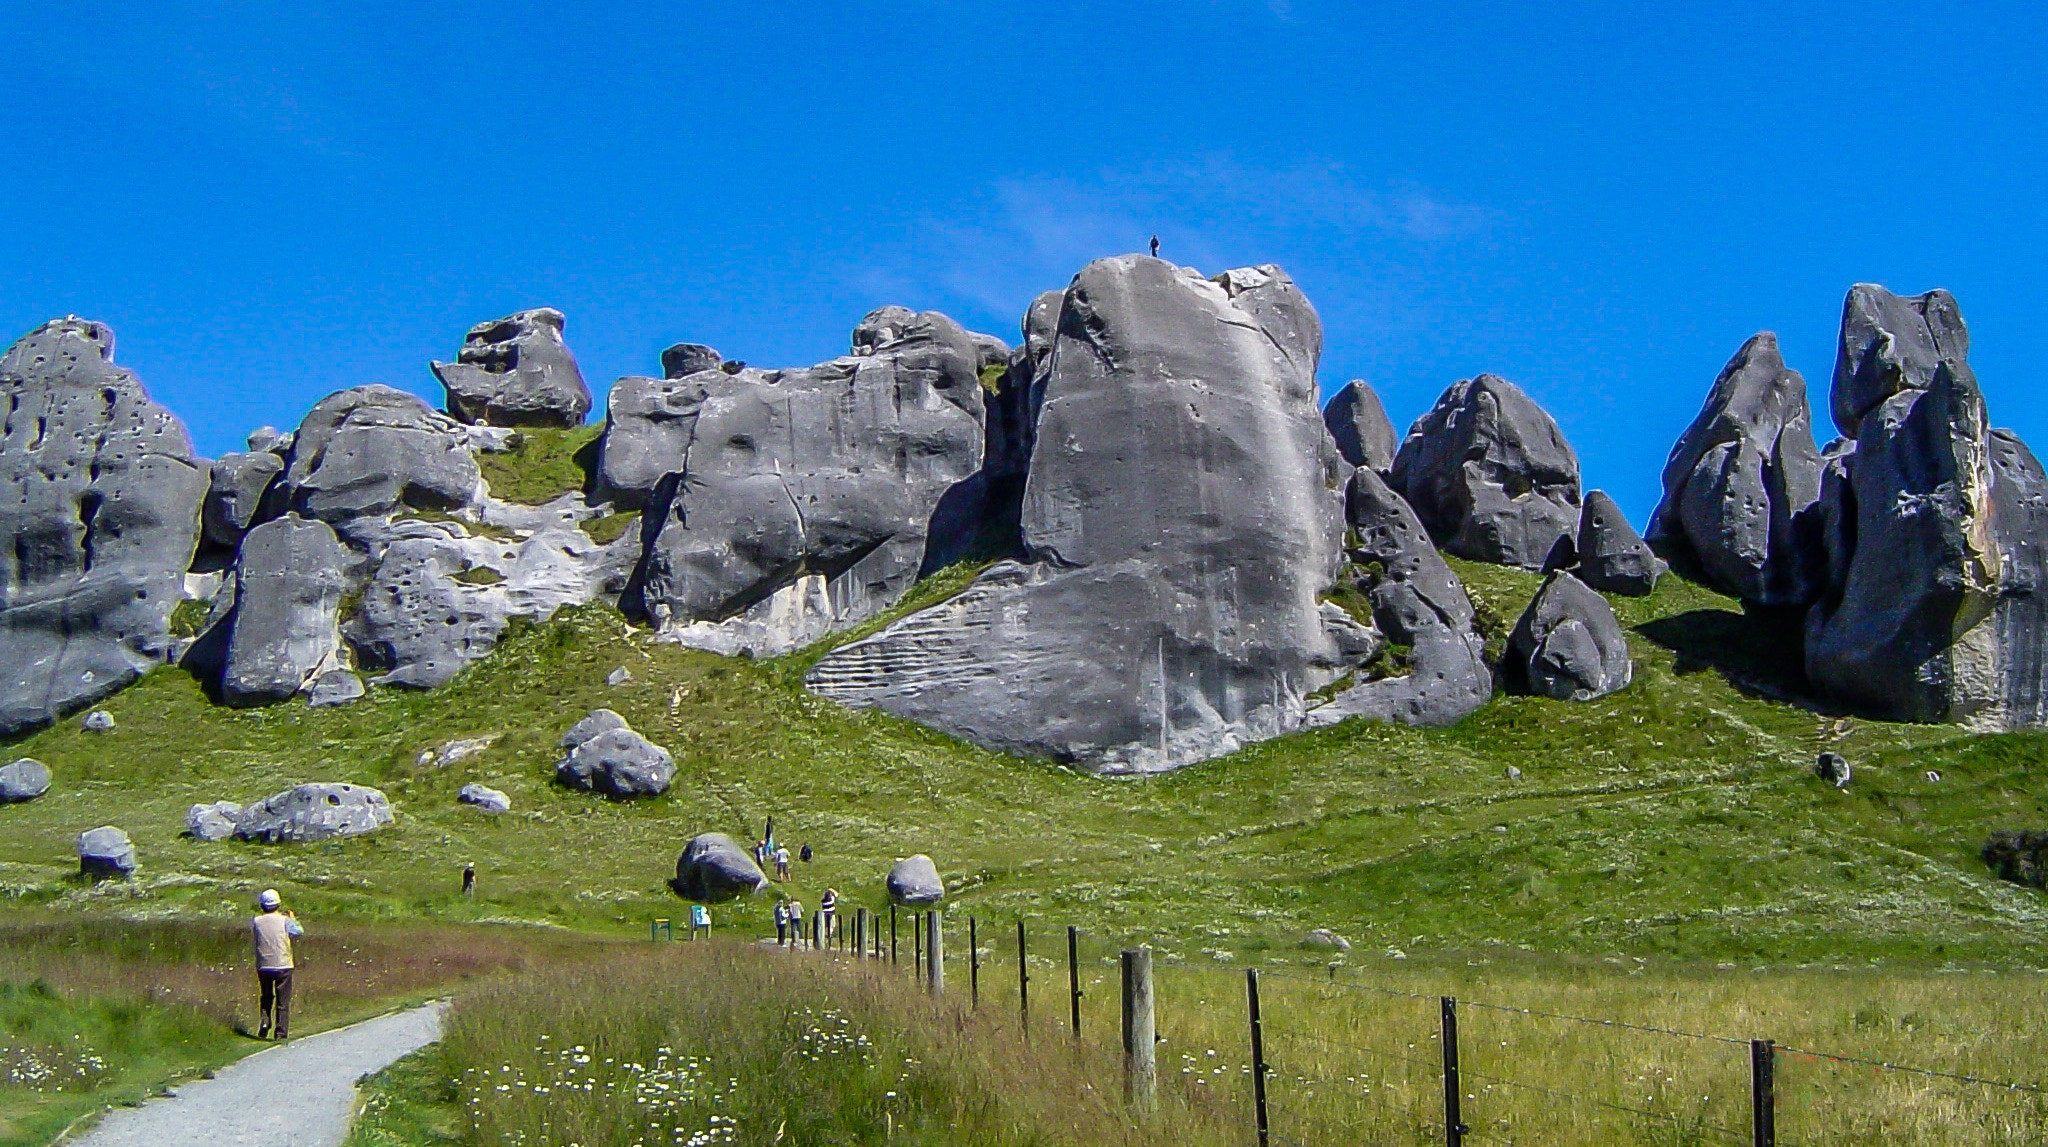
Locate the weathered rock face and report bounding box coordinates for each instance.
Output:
[661,343,722,379]
[1505,570,1632,701]
[626,306,989,656]
[554,709,674,797]
[886,854,944,906]
[1805,358,2048,728]
[307,669,364,708]
[1832,285,1970,438]
[0,319,206,735]
[234,783,393,843]
[432,308,592,428]
[672,832,768,902]
[1323,380,1399,475]
[1390,374,1580,570]
[1305,467,1493,729]
[807,256,1354,772]
[78,826,135,878]
[0,758,50,803]
[1648,334,1823,607]
[202,452,285,549]
[595,372,709,510]
[220,516,349,706]
[185,800,243,842]
[1574,491,1664,597]
[281,386,480,530]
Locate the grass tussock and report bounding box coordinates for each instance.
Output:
[476,425,602,505]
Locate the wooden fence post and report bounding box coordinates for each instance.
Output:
[926,908,944,995]
[1017,919,1030,1035]
[969,917,980,1008]
[891,904,899,964]
[1246,968,1269,1147]
[1121,948,1156,1110]
[1751,1039,1776,1147]
[1441,997,1466,1147]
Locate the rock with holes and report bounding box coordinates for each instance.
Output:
[1505,570,1632,701]
[233,783,393,843]
[1573,490,1664,596]
[1390,374,1581,570]
[625,305,989,656]
[457,782,511,813]
[0,758,50,803]
[807,256,1354,772]
[432,308,591,428]
[886,854,944,906]
[1306,467,1493,728]
[185,800,243,842]
[0,319,207,736]
[1323,380,1399,475]
[555,709,674,797]
[1832,284,1971,438]
[344,533,510,688]
[1647,333,1824,607]
[278,386,480,533]
[220,515,350,706]
[202,451,285,549]
[672,832,769,902]
[78,825,135,878]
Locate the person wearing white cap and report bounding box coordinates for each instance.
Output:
[251,889,303,1040]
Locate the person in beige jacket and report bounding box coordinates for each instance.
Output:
[251,888,303,1040]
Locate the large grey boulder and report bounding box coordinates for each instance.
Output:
[78,826,135,878]
[185,800,243,842]
[1805,356,2048,728]
[201,452,285,549]
[0,758,50,803]
[0,319,206,735]
[886,854,944,906]
[555,709,674,797]
[233,783,393,843]
[1647,333,1823,607]
[1505,570,1632,701]
[1390,374,1581,570]
[625,306,989,656]
[1323,380,1399,475]
[280,386,480,529]
[1832,285,1970,438]
[807,256,1353,772]
[432,308,592,428]
[672,832,768,902]
[1305,467,1494,729]
[1574,491,1664,597]
[220,516,350,706]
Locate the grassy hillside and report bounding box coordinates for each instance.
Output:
[1,559,2045,967]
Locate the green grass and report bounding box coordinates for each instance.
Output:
[577,510,639,546]
[1,562,2045,969]
[475,425,602,505]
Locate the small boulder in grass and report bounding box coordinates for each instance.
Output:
[458,783,511,813]
[606,666,632,687]
[80,710,115,732]
[1982,830,2048,890]
[185,801,243,842]
[886,854,944,906]
[78,826,135,879]
[1305,928,1352,952]
[0,758,51,803]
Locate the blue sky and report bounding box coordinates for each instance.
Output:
[4,1,2042,523]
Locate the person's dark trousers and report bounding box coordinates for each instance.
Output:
[777,923,787,946]
[258,968,293,1040]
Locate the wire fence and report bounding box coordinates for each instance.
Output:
[690,909,2048,1145]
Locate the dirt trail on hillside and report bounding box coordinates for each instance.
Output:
[68,1001,444,1147]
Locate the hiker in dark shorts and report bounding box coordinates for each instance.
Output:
[251,888,303,1040]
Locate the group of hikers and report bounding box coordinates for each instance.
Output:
[773,887,839,947]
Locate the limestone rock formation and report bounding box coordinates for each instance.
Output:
[78,826,135,878]
[660,343,723,379]
[220,516,349,706]
[280,386,481,532]
[1648,334,1823,607]
[554,709,674,797]
[233,783,393,843]
[1323,380,1399,475]
[202,452,285,549]
[1804,357,2048,728]
[185,800,243,842]
[307,670,364,708]
[457,783,511,813]
[886,854,944,906]
[626,306,990,656]
[0,319,206,735]
[1504,570,1632,701]
[0,758,50,803]
[1832,285,1970,438]
[432,308,592,428]
[1390,374,1581,570]
[807,256,1354,772]
[672,832,768,901]
[1305,468,1493,728]
[1574,490,1664,597]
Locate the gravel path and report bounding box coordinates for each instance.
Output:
[69,1001,445,1147]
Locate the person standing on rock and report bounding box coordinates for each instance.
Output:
[251,889,302,1041]
[1149,235,1160,257]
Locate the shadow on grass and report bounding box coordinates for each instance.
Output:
[1637,605,1844,714]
